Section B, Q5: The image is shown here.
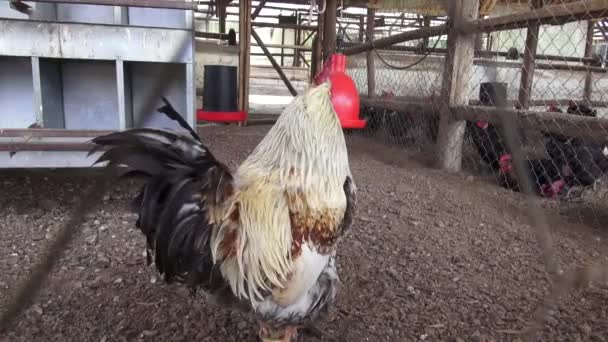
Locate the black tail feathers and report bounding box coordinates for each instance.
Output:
[157,97,201,142]
[90,127,233,290]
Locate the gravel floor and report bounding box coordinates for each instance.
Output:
[1,125,607,342]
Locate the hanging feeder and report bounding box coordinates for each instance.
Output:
[314,52,366,129]
[197,65,247,123]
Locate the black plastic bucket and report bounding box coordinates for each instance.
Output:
[479,82,508,108]
[203,65,238,112]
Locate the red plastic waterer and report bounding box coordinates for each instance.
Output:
[314,53,366,129]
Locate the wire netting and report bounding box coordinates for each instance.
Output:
[346,5,608,336]
[348,4,608,224]
[346,20,446,153]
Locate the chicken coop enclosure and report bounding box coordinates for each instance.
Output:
[349,1,608,220]
[2,0,608,341]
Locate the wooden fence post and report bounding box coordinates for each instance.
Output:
[366,8,376,98]
[311,13,324,82]
[238,0,252,125]
[583,20,595,103]
[322,0,337,59]
[422,16,431,48]
[218,0,227,34]
[358,15,365,42]
[517,1,543,109]
[436,0,480,172]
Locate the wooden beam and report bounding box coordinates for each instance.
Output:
[311,11,324,80]
[358,15,364,42]
[301,30,315,45]
[517,1,542,110]
[584,20,596,102]
[386,12,405,37]
[474,59,608,73]
[452,105,608,142]
[436,0,479,172]
[252,29,298,96]
[474,32,484,51]
[294,11,301,67]
[0,129,114,138]
[195,31,230,40]
[281,23,286,66]
[0,143,104,152]
[322,0,337,59]
[251,0,267,20]
[310,34,319,81]
[361,96,431,113]
[470,98,608,108]
[24,0,194,9]
[422,16,431,47]
[252,43,311,50]
[345,42,599,64]
[362,95,608,109]
[360,97,608,144]
[298,51,310,67]
[459,0,608,34]
[238,0,252,118]
[251,52,298,57]
[337,21,353,43]
[343,24,448,55]
[366,8,376,98]
[218,0,227,34]
[253,22,316,30]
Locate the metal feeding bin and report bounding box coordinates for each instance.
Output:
[197,64,247,123]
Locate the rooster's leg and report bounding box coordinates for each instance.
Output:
[258,323,298,342]
[283,326,299,342]
[565,186,582,200]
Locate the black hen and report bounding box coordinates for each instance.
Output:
[543,105,575,160]
[553,139,608,189]
[466,120,509,172]
[543,103,608,192]
[543,104,591,161]
[499,154,568,198]
[567,101,597,117]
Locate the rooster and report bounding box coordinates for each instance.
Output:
[90,81,357,342]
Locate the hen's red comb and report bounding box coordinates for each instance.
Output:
[475,120,489,129]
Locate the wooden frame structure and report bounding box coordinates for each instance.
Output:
[4,0,608,171]
[342,0,608,172]
[186,0,608,171]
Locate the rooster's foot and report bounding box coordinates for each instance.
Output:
[258,323,298,342]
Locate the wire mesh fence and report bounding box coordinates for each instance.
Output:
[348,2,608,211]
[347,40,445,153]
[346,4,608,336]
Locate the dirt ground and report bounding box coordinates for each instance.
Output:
[1,125,607,342]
